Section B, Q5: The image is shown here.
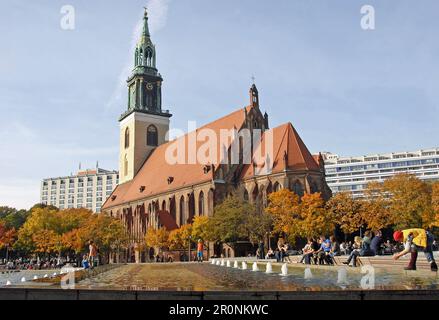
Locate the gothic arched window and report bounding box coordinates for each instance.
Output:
[291,180,304,197]
[243,189,249,201]
[147,125,158,146]
[198,191,204,216]
[124,154,128,177]
[124,127,130,149]
[146,47,153,67]
[179,196,185,225]
[139,48,143,65]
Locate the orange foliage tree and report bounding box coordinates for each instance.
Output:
[265,189,299,234]
[383,173,433,229]
[326,192,364,234]
[145,227,169,253]
[266,190,335,241]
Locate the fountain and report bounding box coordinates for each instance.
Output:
[220,259,225,266]
[21,277,26,282]
[304,267,313,279]
[211,259,216,265]
[6,280,11,286]
[242,261,247,270]
[33,275,38,280]
[44,274,48,278]
[266,262,273,274]
[226,260,231,267]
[337,267,348,285]
[53,272,57,276]
[252,262,259,272]
[216,260,220,266]
[233,261,239,268]
[281,263,288,276]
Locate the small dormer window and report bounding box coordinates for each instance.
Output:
[111,195,117,201]
[139,186,145,192]
[167,176,174,184]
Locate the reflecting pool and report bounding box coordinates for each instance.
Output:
[74,262,439,291]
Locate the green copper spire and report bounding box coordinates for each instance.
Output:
[120,7,171,122]
[142,7,150,38]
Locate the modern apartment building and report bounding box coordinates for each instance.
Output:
[40,168,119,213]
[322,148,439,197]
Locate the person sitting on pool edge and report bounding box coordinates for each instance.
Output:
[393,228,438,271]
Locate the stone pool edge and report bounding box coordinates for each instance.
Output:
[0,288,439,300]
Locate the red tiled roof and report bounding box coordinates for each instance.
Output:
[240,123,320,179]
[103,105,253,210]
[157,210,178,231]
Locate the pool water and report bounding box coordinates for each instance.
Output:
[74,262,439,291]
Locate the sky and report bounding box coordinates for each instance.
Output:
[1,0,438,209]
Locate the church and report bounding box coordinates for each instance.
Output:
[101,10,331,262]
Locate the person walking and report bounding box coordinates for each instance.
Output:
[88,240,98,268]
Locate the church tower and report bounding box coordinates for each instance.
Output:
[119,9,172,184]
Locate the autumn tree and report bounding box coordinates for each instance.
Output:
[168,224,192,250]
[297,193,336,239]
[191,215,210,242]
[431,182,439,228]
[359,182,393,231]
[265,189,300,234]
[326,192,364,235]
[383,174,433,229]
[0,221,17,258]
[145,227,169,253]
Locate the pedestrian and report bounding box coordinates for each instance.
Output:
[393,228,438,271]
[88,240,98,268]
[196,239,204,262]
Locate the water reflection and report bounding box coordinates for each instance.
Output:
[74,263,439,292]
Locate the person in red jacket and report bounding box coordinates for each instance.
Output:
[196,239,204,263]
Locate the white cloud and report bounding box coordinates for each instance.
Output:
[106,0,171,111]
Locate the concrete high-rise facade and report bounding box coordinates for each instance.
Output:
[40,168,118,213]
[322,148,439,197]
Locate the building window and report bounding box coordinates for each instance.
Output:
[124,127,130,149]
[124,154,128,177]
[291,180,304,197]
[147,125,158,146]
[198,191,204,215]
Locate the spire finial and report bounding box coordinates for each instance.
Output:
[251,74,256,84]
[142,7,150,37]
